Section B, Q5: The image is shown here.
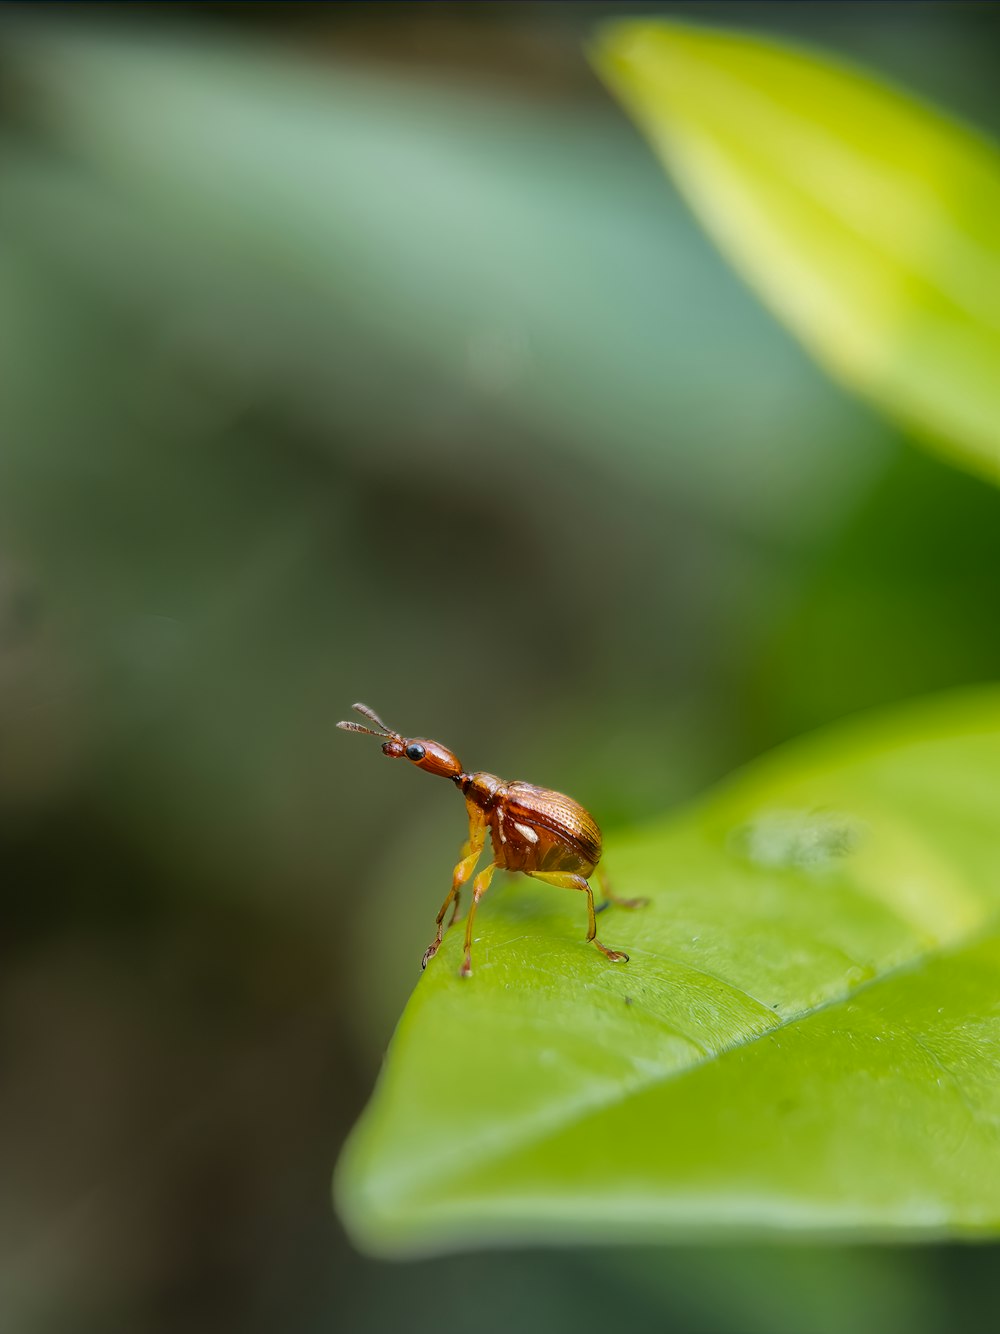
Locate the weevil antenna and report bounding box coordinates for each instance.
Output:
[336,721,384,737]
[336,702,400,739]
[352,702,397,734]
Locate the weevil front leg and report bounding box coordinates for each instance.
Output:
[527,870,629,963]
[594,865,649,915]
[421,800,487,970]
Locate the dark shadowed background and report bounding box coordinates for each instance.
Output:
[1,3,999,1332]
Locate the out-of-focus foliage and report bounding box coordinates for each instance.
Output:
[594,20,1000,483]
[0,19,885,541]
[338,687,1000,1253]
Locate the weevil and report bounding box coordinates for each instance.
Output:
[338,703,647,977]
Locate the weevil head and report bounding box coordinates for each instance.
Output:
[337,704,464,780]
[397,737,463,780]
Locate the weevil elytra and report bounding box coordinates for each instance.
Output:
[338,703,647,977]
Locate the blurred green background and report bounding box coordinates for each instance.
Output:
[1,3,999,1332]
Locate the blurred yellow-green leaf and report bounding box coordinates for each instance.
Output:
[337,687,1000,1254]
[592,20,1000,484]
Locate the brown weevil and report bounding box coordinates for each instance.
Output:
[338,703,647,977]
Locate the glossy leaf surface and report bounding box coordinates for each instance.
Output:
[337,689,1000,1254]
[593,20,1000,483]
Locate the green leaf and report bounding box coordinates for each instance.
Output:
[335,688,1000,1254]
[591,20,1000,484]
[0,19,892,543]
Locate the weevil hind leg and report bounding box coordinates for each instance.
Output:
[526,870,629,963]
[594,865,650,915]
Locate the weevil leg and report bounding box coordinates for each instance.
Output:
[421,801,487,970]
[594,865,650,914]
[460,862,498,978]
[527,871,629,962]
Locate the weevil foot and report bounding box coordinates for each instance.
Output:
[597,895,649,913]
[459,953,473,978]
[599,946,629,963]
[421,940,441,970]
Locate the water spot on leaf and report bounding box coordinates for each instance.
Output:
[728,807,866,872]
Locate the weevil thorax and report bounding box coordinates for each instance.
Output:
[460,770,507,812]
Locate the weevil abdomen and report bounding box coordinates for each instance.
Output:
[498,781,603,874]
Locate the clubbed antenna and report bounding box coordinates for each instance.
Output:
[337,702,399,739]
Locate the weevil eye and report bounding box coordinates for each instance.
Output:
[405,743,426,762]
